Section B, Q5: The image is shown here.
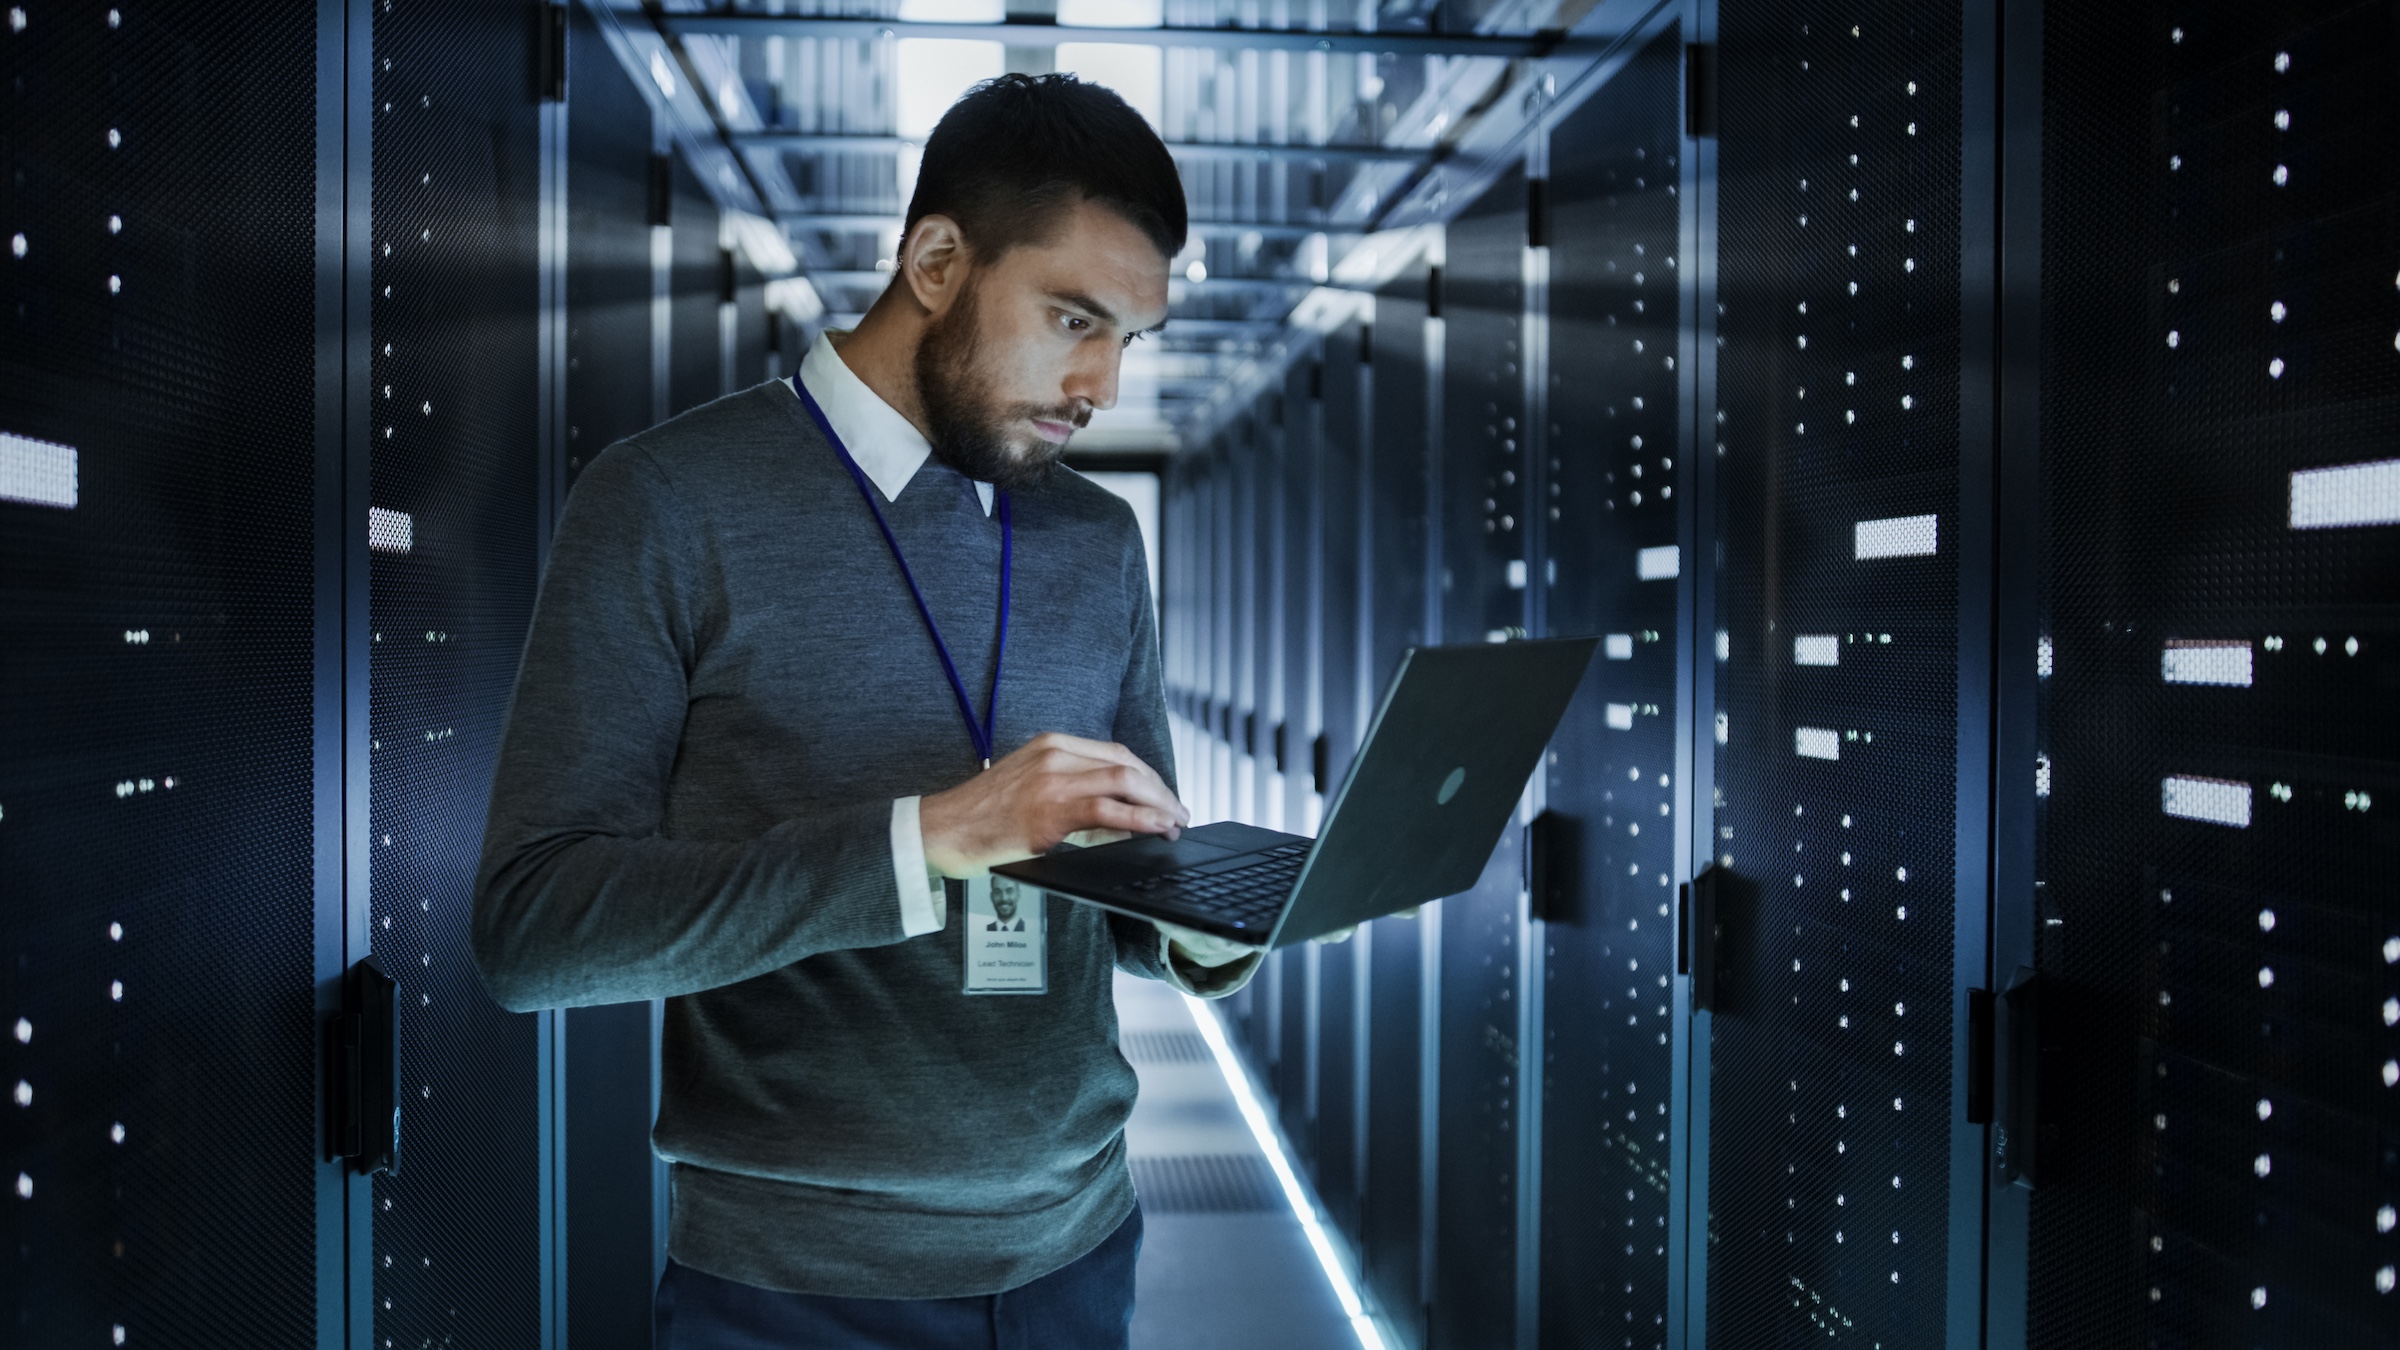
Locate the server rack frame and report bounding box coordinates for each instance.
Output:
[1675,6,1719,1350]
[321,1,372,1343]
[1981,0,2044,1340]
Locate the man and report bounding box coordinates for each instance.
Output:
[471,74,1258,1348]
[987,881,1028,933]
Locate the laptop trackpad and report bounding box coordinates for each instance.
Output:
[1033,832,1242,888]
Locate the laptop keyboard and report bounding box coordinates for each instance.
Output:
[1122,842,1311,931]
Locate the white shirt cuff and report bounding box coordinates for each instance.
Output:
[890,796,947,936]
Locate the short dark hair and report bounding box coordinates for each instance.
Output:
[906,72,1187,265]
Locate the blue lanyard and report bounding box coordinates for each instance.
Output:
[793,379,1011,769]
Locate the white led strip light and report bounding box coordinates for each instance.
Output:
[2289,457,2400,529]
[367,506,414,556]
[2161,640,2252,687]
[1854,513,1938,559]
[1184,993,1391,1350]
[0,431,78,509]
[2162,775,2251,828]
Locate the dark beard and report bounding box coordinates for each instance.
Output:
[914,282,1086,493]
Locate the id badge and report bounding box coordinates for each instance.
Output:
[962,875,1046,995]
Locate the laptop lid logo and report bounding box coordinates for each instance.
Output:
[1436,767,1467,805]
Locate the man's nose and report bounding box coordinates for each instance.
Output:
[1065,345,1120,413]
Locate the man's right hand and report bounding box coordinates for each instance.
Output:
[918,733,1189,878]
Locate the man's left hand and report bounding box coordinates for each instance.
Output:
[1154,920,1259,970]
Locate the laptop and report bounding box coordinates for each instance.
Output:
[994,637,1599,949]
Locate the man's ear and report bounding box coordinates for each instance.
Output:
[900,215,972,316]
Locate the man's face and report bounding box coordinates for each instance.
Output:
[991,886,1019,923]
[915,198,1172,490]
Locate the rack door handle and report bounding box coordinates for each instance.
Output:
[327,958,400,1176]
[1992,965,2047,1190]
[1681,864,1720,1011]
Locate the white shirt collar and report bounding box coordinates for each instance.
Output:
[793,331,993,516]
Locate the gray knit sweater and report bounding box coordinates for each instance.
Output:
[471,379,1183,1298]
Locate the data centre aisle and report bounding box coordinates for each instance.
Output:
[1116,972,1359,1350]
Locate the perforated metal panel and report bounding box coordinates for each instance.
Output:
[1276,359,1322,1157]
[366,1,545,1342]
[1371,279,1435,686]
[1362,277,1436,1344]
[1250,399,1282,832]
[0,6,322,1344]
[1230,418,1281,1074]
[2026,3,2400,1343]
[1443,168,1533,648]
[1207,434,1236,826]
[1536,26,1685,1350]
[1707,1,1966,1343]
[1429,168,1532,1350]
[565,2,659,493]
[1320,321,1370,829]
[560,17,669,1340]
[1312,321,1372,1248]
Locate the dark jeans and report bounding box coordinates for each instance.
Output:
[655,1207,1144,1350]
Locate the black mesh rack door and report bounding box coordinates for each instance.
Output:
[1212,432,1237,828]
[1362,272,1436,1345]
[1277,353,1323,1162]
[1244,407,1273,841]
[1246,407,1282,1068]
[564,2,660,498]
[1706,0,1970,1345]
[1536,26,1684,1350]
[1429,166,1535,1349]
[2023,3,2400,1345]
[1,6,323,1344]
[559,13,671,1337]
[1313,319,1372,1249]
[366,1,546,1344]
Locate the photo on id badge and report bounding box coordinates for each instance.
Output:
[964,876,1046,994]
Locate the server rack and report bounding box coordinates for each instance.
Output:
[1698,2,1989,1345]
[1315,320,1375,1251]
[2,1,634,1341]
[2003,2,2400,1344]
[362,1,550,1343]
[1258,394,1288,837]
[0,7,330,1344]
[559,7,672,1343]
[1535,24,1688,1350]
[1232,414,1280,1072]
[1213,423,1239,827]
[563,2,661,500]
[1359,263,1440,1346]
[1430,166,1539,1350]
[1278,354,1326,1161]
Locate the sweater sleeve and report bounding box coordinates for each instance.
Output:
[1101,519,1261,998]
[470,443,910,1012]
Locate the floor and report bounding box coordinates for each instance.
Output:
[1115,972,1358,1350]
